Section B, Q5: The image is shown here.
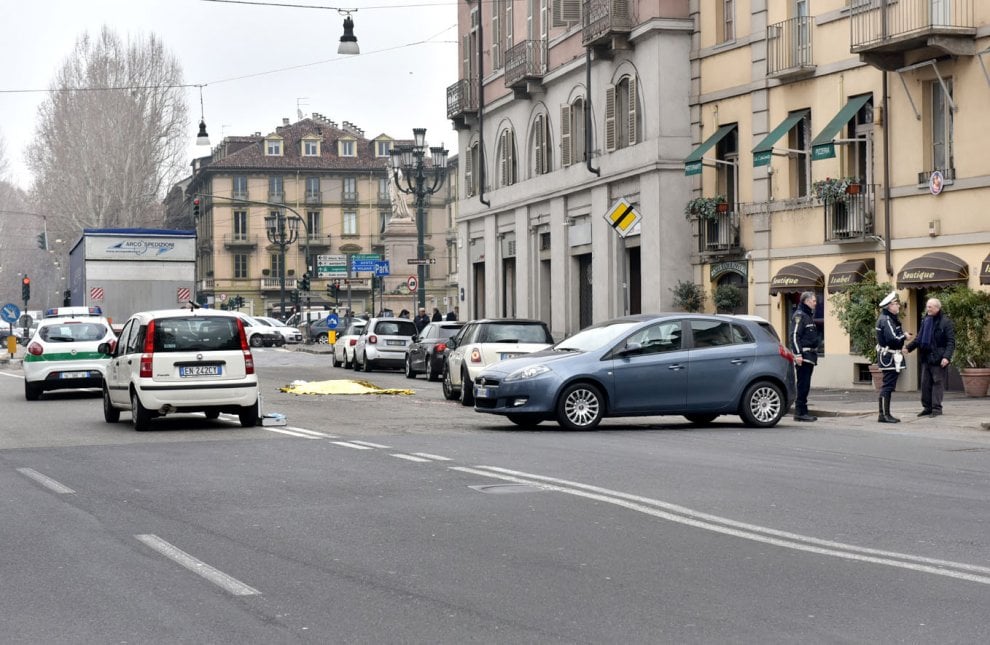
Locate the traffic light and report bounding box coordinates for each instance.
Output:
[192,197,201,219]
[299,272,310,292]
[37,232,47,250]
[21,276,30,302]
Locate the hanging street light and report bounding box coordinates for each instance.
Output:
[337,12,360,55]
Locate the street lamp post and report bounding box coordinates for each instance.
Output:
[264,209,300,320]
[390,128,448,310]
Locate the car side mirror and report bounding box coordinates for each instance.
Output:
[616,342,642,357]
[411,334,420,342]
[98,340,117,355]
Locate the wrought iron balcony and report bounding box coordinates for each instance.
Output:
[850,0,976,70]
[582,0,635,47]
[823,183,876,242]
[222,234,259,249]
[304,191,322,204]
[446,78,478,125]
[697,211,740,254]
[504,40,545,92]
[767,16,815,80]
[342,191,358,204]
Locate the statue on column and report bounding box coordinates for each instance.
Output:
[388,169,413,222]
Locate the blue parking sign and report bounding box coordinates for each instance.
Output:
[327,313,339,329]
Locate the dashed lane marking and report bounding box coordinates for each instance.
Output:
[265,428,321,439]
[331,441,374,450]
[135,534,260,596]
[411,452,452,461]
[391,453,432,463]
[349,440,391,449]
[17,468,75,494]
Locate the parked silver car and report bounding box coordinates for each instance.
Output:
[352,317,418,372]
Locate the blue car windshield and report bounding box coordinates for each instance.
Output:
[554,321,640,352]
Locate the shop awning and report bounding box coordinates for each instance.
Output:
[811,94,872,161]
[769,262,825,295]
[896,252,969,289]
[980,254,990,285]
[827,258,876,293]
[752,110,809,167]
[684,124,737,176]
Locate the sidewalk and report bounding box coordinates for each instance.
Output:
[807,387,990,432]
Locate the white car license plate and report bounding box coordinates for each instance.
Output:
[499,353,520,360]
[386,339,405,346]
[180,365,222,377]
[475,386,494,399]
[61,371,91,379]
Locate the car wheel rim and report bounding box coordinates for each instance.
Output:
[564,389,599,427]
[750,385,781,423]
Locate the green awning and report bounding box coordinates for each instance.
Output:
[684,124,737,176]
[811,95,872,161]
[752,110,809,167]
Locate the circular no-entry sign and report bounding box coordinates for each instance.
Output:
[407,275,418,293]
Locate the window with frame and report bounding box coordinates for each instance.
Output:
[303,139,319,156]
[307,210,321,240]
[305,176,320,198]
[269,176,284,198]
[233,210,248,241]
[491,0,503,70]
[716,127,738,210]
[717,0,735,43]
[926,77,954,175]
[496,128,516,187]
[551,0,580,28]
[233,253,248,279]
[561,98,586,167]
[265,139,283,156]
[376,140,391,157]
[378,177,389,202]
[232,175,247,198]
[270,253,283,277]
[465,141,481,197]
[605,75,639,152]
[343,210,358,236]
[531,113,551,176]
[339,139,355,157]
[788,112,811,198]
[343,177,357,201]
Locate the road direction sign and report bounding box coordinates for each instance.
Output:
[407,258,436,265]
[373,260,390,277]
[1,303,20,324]
[317,254,348,276]
[351,254,383,272]
[407,275,418,292]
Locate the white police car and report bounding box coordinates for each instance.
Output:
[23,312,116,400]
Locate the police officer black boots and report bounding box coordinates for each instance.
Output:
[878,394,900,423]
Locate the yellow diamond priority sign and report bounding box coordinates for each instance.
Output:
[604,198,641,238]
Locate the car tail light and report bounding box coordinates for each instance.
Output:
[368,335,378,344]
[140,320,156,377]
[778,344,795,363]
[27,342,43,356]
[237,318,255,375]
[435,342,447,353]
[348,338,357,346]
[470,348,482,363]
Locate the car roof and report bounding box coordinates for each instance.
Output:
[37,315,109,327]
[463,318,548,325]
[125,308,245,321]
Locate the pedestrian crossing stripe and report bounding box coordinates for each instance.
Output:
[604,198,641,238]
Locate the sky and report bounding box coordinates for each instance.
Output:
[0,0,459,190]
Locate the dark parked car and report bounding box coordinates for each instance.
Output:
[472,313,796,430]
[404,321,465,380]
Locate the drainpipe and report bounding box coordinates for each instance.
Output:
[882,70,892,277]
[477,16,490,207]
[586,49,601,176]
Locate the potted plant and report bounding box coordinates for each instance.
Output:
[684,195,728,220]
[670,280,705,312]
[262,268,271,276]
[828,270,894,389]
[812,177,859,203]
[712,283,743,314]
[935,285,990,396]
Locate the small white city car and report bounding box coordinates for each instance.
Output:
[22,315,116,400]
[99,309,260,430]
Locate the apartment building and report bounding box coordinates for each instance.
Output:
[448,0,695,338]
[174,114,455,318]
[688,0,990,389]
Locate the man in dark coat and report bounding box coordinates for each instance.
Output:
[876,291,912,423]
[906,297,955,417]
[413,307,431,333]
[790,291,820,422]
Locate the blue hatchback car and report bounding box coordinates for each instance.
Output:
[472,313,796,430]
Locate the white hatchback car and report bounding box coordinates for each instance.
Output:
[331,320,367,369]
[254,315,303,344]
[22,315,116,400]
[352,317,418,372]
[100,309,260,430]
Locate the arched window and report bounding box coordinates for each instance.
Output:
[496,128,517,187]
[465,140,481,197]
[606,74,639,152]
[531,113,551,176]
[561,96,586,167]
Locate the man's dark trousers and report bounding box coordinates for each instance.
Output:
[919,361,947,413]
[795,363,814,416]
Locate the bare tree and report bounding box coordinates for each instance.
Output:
[28,26,189,235]
[0,131,43,306]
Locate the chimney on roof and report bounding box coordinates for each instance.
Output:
[283,118,290,125]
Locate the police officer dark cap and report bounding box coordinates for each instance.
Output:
[879,291,899,307]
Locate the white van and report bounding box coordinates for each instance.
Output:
[284,308,333,328]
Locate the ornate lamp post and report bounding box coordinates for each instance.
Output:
[264,209,300,319]
[390,128,448,310]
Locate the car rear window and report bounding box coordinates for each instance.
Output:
[39,322,108,342]
[375,320,417,336]
[480,323,553,344]
[153,316,242,352]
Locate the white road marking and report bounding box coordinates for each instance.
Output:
[331,441,374,450]
[0,371,23,380]
[391,453,432,463]
[411,452,452,461]
[135,534,260,596]
[264,428,321,439]
[452,466,990,586]
[17,468,75,494]
[349,440,391,449]
[284,426,338,439]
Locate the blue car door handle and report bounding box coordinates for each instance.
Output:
[668,364,684,371]
[730,359,746,365]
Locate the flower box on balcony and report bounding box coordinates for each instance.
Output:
[684,196,729,220]
[813,177,860,203]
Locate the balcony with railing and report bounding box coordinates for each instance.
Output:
[582,0,636,47]
[268,191,285,204]
[299,233,332,250]
[231,191,249,202]
[446,78,478,127]
[222,234,259,249]
[304,191,322,204]
[377,191,390,205]
[850,0,976,70]
[260,277,297,290]
[504,40,546,94]
[823,183,876,242]
[342,191,358,205]
[767,16,815,80]
[697,211,740,255]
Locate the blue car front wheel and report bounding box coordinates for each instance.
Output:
[556,382,604,430]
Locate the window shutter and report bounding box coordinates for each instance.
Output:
[506,0,513,50]
[560,104,572,167]
[605,85,617,153]
[492,1,501,69]
[462,34,470,79]
[465,146,474,196]
[498,131,507,186]
[506,131,515,185]
[627,75,638,146]
[534,114,545,175]
[552,0,580,28]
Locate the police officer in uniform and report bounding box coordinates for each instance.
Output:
[790,291,820,421]
[875,291,912,423]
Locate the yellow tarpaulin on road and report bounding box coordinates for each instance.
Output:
[279,379,415,396]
